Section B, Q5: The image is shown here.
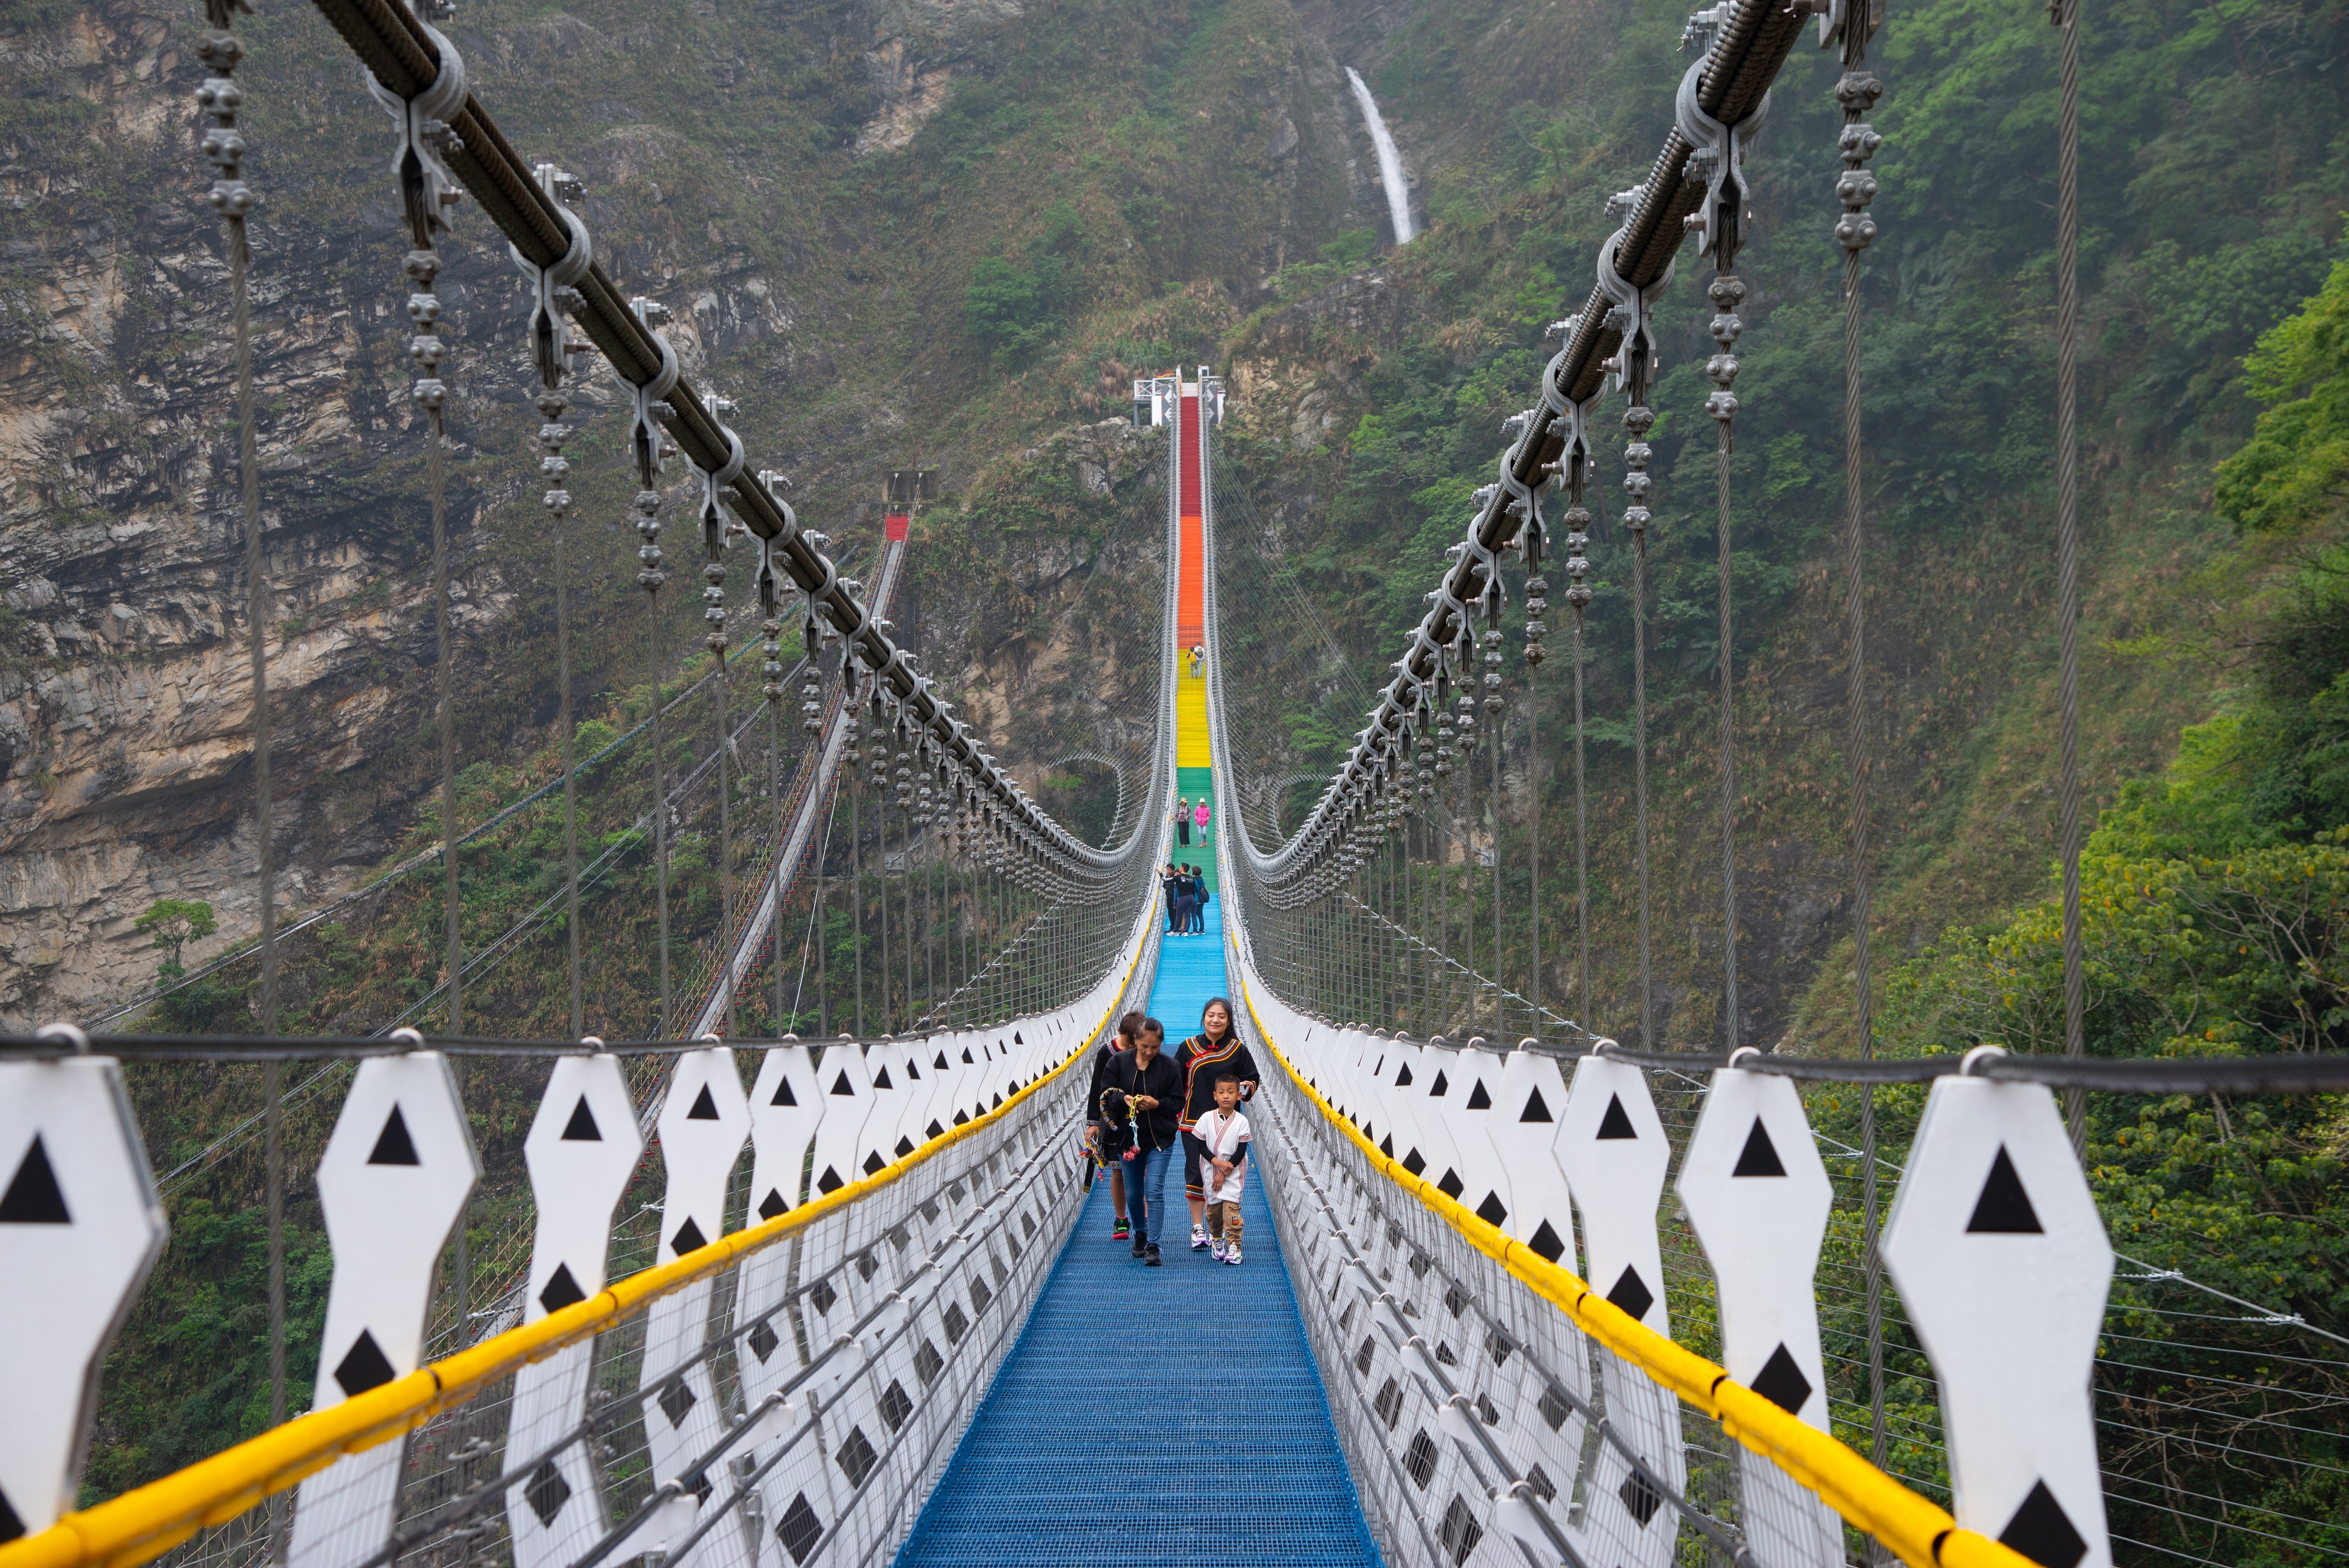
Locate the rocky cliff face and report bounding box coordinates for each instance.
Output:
[0,0,1422,1026]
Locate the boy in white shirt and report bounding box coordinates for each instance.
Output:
[1196,1074,1251,1264]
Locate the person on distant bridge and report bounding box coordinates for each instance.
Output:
[1084,1012,1143,1242]
[1099,1016,1180,1265]
[1184,866,1209,933]
[1189,643,1205,678]
[1176,997,1257,1251]
[1175,796,1192,847]
[1193,797,1212,849]
[1161,863,1187,934]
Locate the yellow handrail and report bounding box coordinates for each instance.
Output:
[3,942,1143,1568]
[1235,977,2030,1568]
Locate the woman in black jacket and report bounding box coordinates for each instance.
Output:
[1099,1018,1182,1262]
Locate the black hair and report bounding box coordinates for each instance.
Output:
[1214,1072,1240,1087]
[1116,1011,1145,1043]
[1140,1016,1166,1040]
[1201,996,1234,1035]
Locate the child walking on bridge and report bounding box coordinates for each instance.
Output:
[1196,1074,1250,1264]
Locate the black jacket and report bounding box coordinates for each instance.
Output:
[1100,1050,1184,1150]
[1175,1033,1258,1130]
[1085,1039,1130,1121]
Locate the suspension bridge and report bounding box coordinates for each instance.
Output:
[1,0,2345,1567]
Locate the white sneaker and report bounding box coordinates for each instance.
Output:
[1225,1246,1243,1266]
[1190,1224,1210,1251]
[1210,1239,1228,1262]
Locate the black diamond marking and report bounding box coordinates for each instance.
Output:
[1475,1191,1509,1227]
[538,1262,586,1315]
[1375,1377,1404,1429]
[1402,1148,1427,1177]
[1528,1219,1567,1263]
[1967,1145,2045,1234]
[1440,1494,1485,1567]
[657,1378,696,1428]
[1999,1481,2089,1568]
[953,1110,970,1125]
[818,1166,845,1194]
[1477,1391,1500,1425]
[1524,1463,1557,1503]
[777,1494,823,1566]
[831,1071,855,1096]
[670,1216,708,1256]
[895,1136,916,1157]
[759,1187,789,1221]
[0,1137,69,1224]
[771,1077,798,1106]
[1437,1168,1465,1200]
[808,1279,838,1315]
[367,1106,421,1165]
[1520,1086,1553,1123]
[914,1340,944,1386]
[1430,1070,1449,1097]
[970,1278,994,1312]
[872,1066,892,1090]
[560,1097,601,1141]
[857,1252,879,1281]
[1379,1133,1394,1157]
[683,1471,713,1506]
[943,1303,969,1343]
[1749,1342,1814,1415]
[1733,1116,1788,1177]
[687,1084,720,1121]
[861,1150,887,1176]
[1595,1094,1638,1140]
[523,1459,572,1527]
[926,1120,945,1139]
[1538,1384,1572,1432]
[1355,1336,1378,1377]
[1465,1080,1491,1110]
[1404,1429,1438,1489]
[1396,1064,1414,1087]
[333,1329,396,1399]
[1606,1264,1655,1323]
[879,1379,913,1431]
[1619,1470,1664,1528]
[746,1318,780,1364]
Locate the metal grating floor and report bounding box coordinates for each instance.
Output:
[895,903,1379,1566]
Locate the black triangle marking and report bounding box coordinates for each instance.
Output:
[906,1060,921,1079]
[873,1066,893,1090]
[333,1328,396,1398]
[1379,1134,1394,1157]
[926,1121,945,1139]
[934,1052,948,1069]
[1429,1070,1449,1097]
[1520,1086,1553,1123]
[687,1085,721,1121]
[1606,1264,1654,1323]
[1999,1481,2089,1568]
[1466,1080,1491,1111]
[1732,1117,1787,1177]
[671,1216,708,1256]
[894,1136,916,1157]
[0,1484,21,1545]
[862,1151,887,1176]
[1967,1146,2045,1234]
[818,1166,845,1193]
[1594,1094,1637,1140]
[560,1097,601,1141]
[1396,1064,1414,1087]
[758,1188,789,1221]
[961,1047,974,1064]
[538,1262,587,1315]
[1475,1191,1509,1228]
[0,1136,70,1224]
[368,1106,421,1165]
[832,1071,856,1096]
[772,1077,798,1106]
[1748,1342,1813,1415]
[953,1111,970,1126]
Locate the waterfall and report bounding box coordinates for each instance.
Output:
[1344,67,1415,246]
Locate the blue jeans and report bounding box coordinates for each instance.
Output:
[1126,1141,1173,1250]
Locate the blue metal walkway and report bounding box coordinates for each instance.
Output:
[895,902,1379,1566]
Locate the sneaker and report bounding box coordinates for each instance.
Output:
[1145,1245,1163,1267]
[1210,1239,1228,1262]
[1112,1218,1130,1240]
[1190,1224,1210,1251]
[1225,1247,1243,1267]
[1131,1240,1147,1258]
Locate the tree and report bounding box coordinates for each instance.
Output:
[137,898,218,980]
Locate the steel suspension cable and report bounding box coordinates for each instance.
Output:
[2055,0,2089,1155]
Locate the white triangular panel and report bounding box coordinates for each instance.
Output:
[0,1057,167,1540]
